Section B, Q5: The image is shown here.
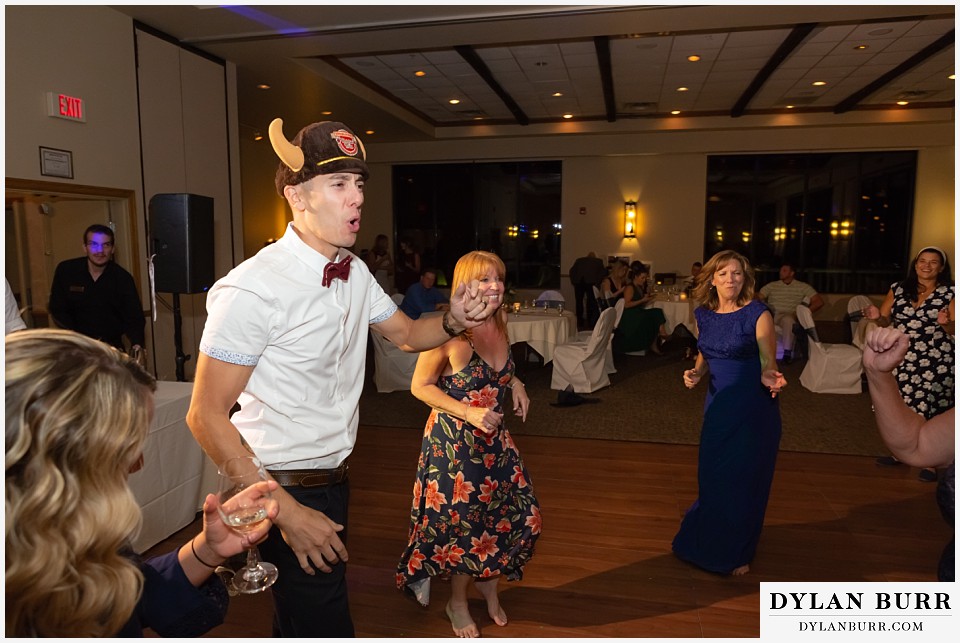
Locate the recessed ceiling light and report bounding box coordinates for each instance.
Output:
[812,81,827,86]
[321,111,332,116]
[448,99,460,105]
[253,132,263,141]
[562,113,573,119]
[687,54,701,62]
[365,130,375,135]
[552,92,563,97]
[853,44,868,50]
[896,100,909,106]
[670,110,681,115]
[676,86,689,92]
[414,70,426,77]
[786,105,795,109]
[256,84,270,90]
[950,74,956,80]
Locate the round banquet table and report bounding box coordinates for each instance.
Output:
[506,309,576,364]
[652,298,696,336]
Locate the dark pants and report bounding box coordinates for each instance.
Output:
[573,282,600,327]
[258,482,354,638]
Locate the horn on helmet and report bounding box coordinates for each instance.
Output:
[268,118,304,172]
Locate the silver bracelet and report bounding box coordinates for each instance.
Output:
[509,380,524,389]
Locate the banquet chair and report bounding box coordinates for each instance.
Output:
[593,285,607,311]
[574,298,623,374]
[370,330,418,393]
[391,292,405,306]
[551,307,616,393]
[846,295,873,345]
[795,304,863,394]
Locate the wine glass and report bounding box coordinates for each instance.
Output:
[217,455,278,594]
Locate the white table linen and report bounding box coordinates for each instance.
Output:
[506,310,575,364]
[128,381,219,553]
[653,298,696,335]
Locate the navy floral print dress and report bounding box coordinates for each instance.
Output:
[396,341,541,605]
[889,282,955,419]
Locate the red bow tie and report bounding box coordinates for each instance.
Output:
[322,256,352,287]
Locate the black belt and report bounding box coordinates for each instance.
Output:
[266,461,349,488]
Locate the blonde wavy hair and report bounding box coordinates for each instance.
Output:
[451,250,508,341]
[692,250,757,310]
[5,329,157,636]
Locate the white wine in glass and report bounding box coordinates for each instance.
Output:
[217,455,278,594]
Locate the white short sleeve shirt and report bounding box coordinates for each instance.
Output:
[200,223,397,470]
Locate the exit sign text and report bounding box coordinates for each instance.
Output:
[46,92,86,122]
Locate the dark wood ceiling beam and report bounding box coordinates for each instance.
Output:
[594,36,616,122]
[455,45,529,126]
[731,22,817,118]
[834,29,954,114]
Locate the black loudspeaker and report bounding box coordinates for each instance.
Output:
[149,193,215,294]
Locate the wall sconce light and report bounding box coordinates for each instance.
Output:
[624,201,637,238]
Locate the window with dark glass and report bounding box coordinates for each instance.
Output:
[392,161,562,290]
[705,152,917,293]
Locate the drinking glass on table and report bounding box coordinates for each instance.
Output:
[217,455,278,594]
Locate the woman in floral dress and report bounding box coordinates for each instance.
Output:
[397,251,540,638]
[866,246,955,482]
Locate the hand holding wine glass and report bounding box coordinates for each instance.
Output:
[217,455,280,594]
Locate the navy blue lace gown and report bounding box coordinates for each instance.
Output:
[672,299,782,574]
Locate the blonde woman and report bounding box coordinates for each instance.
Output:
[673,250,785,576]
[5,329,278,637]
[396,251,540,638]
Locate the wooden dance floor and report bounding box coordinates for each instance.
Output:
[146,425,950,638]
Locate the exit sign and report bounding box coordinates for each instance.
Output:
[46,92,86,122]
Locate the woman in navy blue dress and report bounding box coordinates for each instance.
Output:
[672,250,785,576]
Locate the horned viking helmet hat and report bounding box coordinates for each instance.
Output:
[269,118,368,195]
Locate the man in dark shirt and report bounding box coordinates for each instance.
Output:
[48,224,145,352]
[399,268,449,320]
[569,251,607,329]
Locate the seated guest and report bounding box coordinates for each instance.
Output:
[682,261,703,291]
[862,325,954,581]
[615,263,669,355]
[600,260,628,309]
[757,262,823,363]
[5,329,279,636]
[400,268,450,320]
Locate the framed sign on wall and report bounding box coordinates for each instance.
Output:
[39,147,73,179]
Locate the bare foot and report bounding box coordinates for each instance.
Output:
[731,564,750,576]
[446,601,479,638]
[475,579,508,626]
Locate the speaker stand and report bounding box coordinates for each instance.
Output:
[172,293,191,382]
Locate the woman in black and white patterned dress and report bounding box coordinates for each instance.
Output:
[866,246,955,482]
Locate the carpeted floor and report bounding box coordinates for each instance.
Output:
[359,341,889,457]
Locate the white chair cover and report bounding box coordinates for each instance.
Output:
[370,330,418,393]
[551,307,616,393]
[847,295,873,342]
[574,298,623,374]
[795,305,863,394]
[391,293,405,306]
